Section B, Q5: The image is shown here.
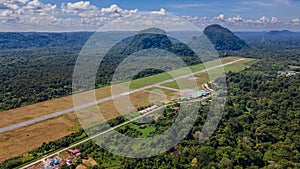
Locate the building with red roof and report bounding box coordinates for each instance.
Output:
[70,149,81,157]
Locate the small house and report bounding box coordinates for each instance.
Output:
[287,71,296,77]
[139,110,147,114]
[152,105,158,109]
[65,158,73,166]
[189,90,210,99]
[173,107,180,111]
[53,158,60,165]
[71,149,81,157]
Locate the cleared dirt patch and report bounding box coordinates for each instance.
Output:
[76,164,87,169]
[82,157,98,167]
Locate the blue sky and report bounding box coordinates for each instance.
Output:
[41,0,300,18]
[0,0,300,31]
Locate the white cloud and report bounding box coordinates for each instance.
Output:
[228,15,244,22]
[0,1,140,30]
[271,17,279,23]
[101,4,122,13]
[292,18,300,23]
[26,0,42,10]
[5,0,29,4]
[62,1,100,17]
[100,4,138,17]
[291,18,300,26]
[182,16,200,21]
[215,14,225,21]
[0,0,58,26]
[257,16,270,23]
[62,1,97,13]
[0,10,13,17]
[149,8,166,15]
[1,2,19,10]
[182,14,293,31]
[25,0,57,15]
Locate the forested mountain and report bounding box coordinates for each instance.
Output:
[236,30,300,47]
[267,30,295,35]
[204,24,249,51]
[113,28,196,57]
[96,28,201,84]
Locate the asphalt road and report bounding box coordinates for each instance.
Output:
[0,59,244,134]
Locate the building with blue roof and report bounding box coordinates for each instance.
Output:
[189,90,210,99]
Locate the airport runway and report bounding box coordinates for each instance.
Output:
[0,59,244,134]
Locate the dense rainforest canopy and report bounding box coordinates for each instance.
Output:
[1,53,299,169]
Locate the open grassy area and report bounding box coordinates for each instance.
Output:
[145,87,179,98]
[160,77,200,90]
[160,58,254,90]
[119,123,157,138]
[289,65,300,69]
[223,58,256,72]
[126,57,242,89]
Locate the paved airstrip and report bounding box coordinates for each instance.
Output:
[0,59,244,134]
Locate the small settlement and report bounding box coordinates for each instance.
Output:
[40,149,81,169]
[277,70,298,77]
[41,157,60,169]
[138,105,159,114]
[178,90,210,102]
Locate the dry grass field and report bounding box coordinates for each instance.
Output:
[0,112,80,162]
[0,86,114,128]
[0,90,167,162]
